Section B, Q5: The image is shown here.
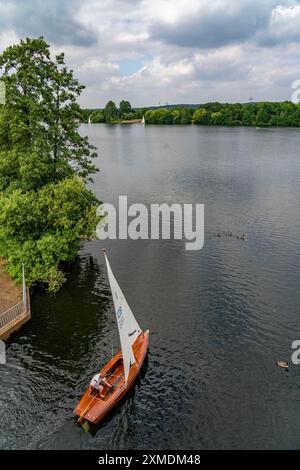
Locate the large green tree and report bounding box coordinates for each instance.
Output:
[0,37,100,291]
[104,100,118,123]
[119,100,131,116]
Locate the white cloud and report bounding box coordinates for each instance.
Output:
[1,0,300,106]
[265,4,300,44]
[0,29,19,51]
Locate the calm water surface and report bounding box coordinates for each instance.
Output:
[1,125,300,449]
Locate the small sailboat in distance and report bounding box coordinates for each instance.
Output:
[74,250,149,430]
[141,115,145,125]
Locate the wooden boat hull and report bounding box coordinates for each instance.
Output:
[74,330,149,425]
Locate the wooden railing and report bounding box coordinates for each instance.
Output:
[0,300,26,329]
[0,267,31,340]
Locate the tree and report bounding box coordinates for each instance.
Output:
[0,37,100,291]
[144,110,154,123]
[171,109,181,124]
[119,100,131,116]
[0,38,97,187]
[91,110,105,123]
[104,100,118,123]
[0,177,98,291]
[180,108,192,125]
[211,112,222,125]
[144,108,173,124]
[193,108,209,124]
[255,103,271,126]
[171,108,192,124]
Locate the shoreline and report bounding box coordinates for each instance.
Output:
[81,122,300,129]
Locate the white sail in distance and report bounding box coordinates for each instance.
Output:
[104,253,142,386]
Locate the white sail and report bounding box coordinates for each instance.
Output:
[141,115,145,125]
[104,253,142,386]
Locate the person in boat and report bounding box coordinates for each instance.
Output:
[90,372,114,398]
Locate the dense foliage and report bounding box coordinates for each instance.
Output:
[145,102,300,126]
[82,101,300,127]
[192,102,300,126]
[0,38,100,291]
[145,107,193,125]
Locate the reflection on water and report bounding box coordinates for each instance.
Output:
[1,125,300,449]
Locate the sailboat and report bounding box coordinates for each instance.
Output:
[141,115,145,125]
[74,250,149,429]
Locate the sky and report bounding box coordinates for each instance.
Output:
[1,0,300,107]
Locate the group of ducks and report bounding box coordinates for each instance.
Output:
[215,230,290,372]
[216,231,246,241]
[214,229,291,370]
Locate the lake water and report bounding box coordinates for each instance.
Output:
[1,124,300,449]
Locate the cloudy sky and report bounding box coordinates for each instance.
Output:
[1,0,300,107]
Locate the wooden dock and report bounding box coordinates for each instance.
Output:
[120,119,142,124]
[0,260,31,341]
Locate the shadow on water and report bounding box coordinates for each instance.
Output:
[30,254,112,362]
[0,254,115,450]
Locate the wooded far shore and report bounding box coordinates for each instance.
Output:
[81,100,300,127]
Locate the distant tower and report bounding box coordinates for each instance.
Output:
[249,96,253,104]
